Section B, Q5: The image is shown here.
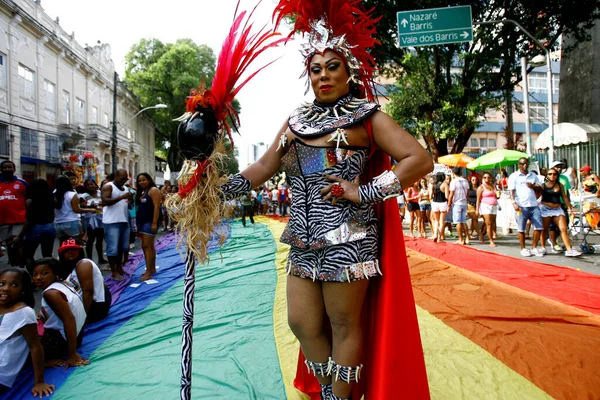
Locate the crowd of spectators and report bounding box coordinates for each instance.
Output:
[0,160,167,396]
[229,184,292,225]
[403,158,583,258]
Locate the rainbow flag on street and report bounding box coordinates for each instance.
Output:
[4,216,599,399]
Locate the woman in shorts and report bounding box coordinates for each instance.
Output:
[418,178,433,238]
[405,182,421,238]
[476,172,499,247]
[429,173,449,242]
[135,173,162,281]
[539,168,581,257]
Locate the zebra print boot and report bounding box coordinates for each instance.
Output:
[320,384,332,400]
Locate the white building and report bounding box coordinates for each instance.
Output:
[0,0,156,184]
[246,141,268,166]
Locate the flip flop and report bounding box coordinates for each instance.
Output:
[110,275,126,282]
[99,265,111,272]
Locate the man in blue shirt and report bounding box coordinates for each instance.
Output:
[508,158,544,257]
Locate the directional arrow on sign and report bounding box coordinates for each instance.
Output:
[397,6,473,47]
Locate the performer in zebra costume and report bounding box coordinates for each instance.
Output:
[219,1,433,399]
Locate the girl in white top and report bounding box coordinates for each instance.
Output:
[58,239,112,323]
[0,268,54,397]
[32,258,89,368]
[53,176,96,242]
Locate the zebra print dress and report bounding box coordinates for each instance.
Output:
[280,138,381,282]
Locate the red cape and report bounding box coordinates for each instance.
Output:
[293,149,430,399]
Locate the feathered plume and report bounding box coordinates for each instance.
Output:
[180,3,288,144]
[273,0,381,100]
[168,2,286,264]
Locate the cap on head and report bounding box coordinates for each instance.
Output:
[58,238,83,253]
[580,165,592,173]
[550,161,565,169]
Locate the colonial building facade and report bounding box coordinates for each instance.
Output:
[0,0,156,184]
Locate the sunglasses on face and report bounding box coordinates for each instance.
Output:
[547,173,557,176]
[519,162,528,165]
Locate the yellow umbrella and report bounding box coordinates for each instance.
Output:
[437,153,475,168]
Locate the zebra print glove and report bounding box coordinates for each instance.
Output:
[221,173,251,200]
[358,170,403,204]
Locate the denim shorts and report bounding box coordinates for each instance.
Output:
[137,221,156,236]
[24,223,56,242]
[452,204,467,223]
[54,220,81,239]
[104,222,130,256]
[517,206,543,232]
[419,203,431,211]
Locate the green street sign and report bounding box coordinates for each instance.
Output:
[397,6,473,47]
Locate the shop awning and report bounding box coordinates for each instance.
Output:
[21,156,49,164]
[535,122,600,150]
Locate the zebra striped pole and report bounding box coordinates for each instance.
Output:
[180,249,196,400]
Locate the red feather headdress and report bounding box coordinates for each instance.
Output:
[273,0,381,101]
[175,3,287,145]
[173,3,287,198]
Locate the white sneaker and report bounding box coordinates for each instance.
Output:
[547,238,554,248]
[565,249,582,257]
[520,248,532,257]
[551,245,563,254]
[532,248,545,257]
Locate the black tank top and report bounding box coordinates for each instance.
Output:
[468,185,477,206]
[432,183,446,202]
[541,183,562,205]
[136,190,155,224]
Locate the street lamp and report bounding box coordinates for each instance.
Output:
[521,55,545,156]
[476,19,555,164]
[124,104,168,127]
[111,101,167,171]
[522,56,532,156]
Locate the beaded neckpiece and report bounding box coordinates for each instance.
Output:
[288,94,380,138]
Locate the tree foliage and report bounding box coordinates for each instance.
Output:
[220,140,240,176]
[124,38,216,169]
[365,0,600,159]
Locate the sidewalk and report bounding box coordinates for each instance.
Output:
[402,218,600,277]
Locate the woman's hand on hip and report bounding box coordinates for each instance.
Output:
[321,175,361,205]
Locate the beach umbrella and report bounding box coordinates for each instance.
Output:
[466,149,530,170]
[438,153,475,168]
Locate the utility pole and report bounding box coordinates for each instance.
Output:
[476,19,555,163]
[111,71,118,173]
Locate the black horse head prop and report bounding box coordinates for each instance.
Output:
[177,108,220,161]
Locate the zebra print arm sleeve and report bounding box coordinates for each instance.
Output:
[358,170,403,204]
[221,173,251,200]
